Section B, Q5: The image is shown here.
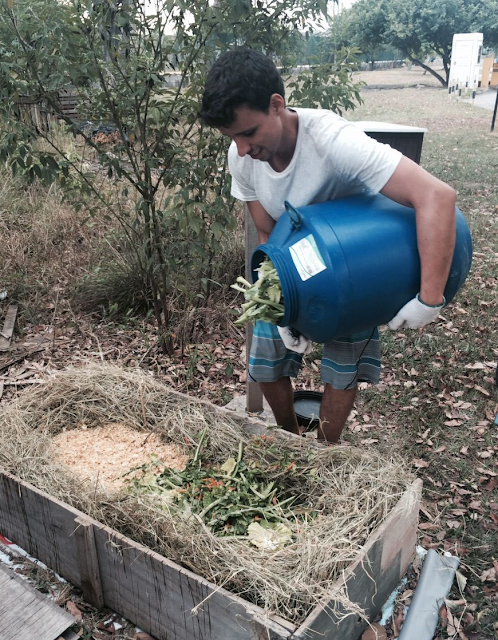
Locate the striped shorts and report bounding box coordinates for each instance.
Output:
[248,321,381,390]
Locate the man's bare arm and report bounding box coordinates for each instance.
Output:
[381,155,456,306]
[247,200,276,244]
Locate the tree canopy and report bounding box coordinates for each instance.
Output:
[0,0,363,350]
[329,0,496,86]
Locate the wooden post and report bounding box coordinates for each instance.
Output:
[244,205,263,414]
[73,515,104,609]
[0,305,18,351]
[492,88,498,133]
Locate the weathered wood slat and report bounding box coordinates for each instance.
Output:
[0,305,18,351]
[292,479,422,639]
[92,523,292,640]
[244,204,263,413]
[0,564,74,640]
[0,472,84,586]
[73,515,104,609]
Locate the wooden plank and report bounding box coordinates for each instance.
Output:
[481,57,494,87]
[0,564,74,640]
[0,305,18,351]
[0,471,84,587]
[292,479,422,640]
[73,515,104,609]
[93,523,293,640]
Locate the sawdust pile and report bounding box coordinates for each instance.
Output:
[0,363,416,625]
[53,423,187,491]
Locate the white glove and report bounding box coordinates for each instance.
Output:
[277,326,313,355]
[388,294,445,330]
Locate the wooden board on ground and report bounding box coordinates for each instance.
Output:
[0,305,18,351]
[0,564,75,640]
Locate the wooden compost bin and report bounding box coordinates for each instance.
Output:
[0,397,421,640]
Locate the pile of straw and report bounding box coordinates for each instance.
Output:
[0,363,415,624]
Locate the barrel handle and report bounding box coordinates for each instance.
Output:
[284,201,303,230]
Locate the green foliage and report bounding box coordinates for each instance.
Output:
[232,257,284,326]
[287,46,363,112]
[476,0,498,51]
[329,0,389,66]
[128,430,310,538]
[0,0,363,352]
[330,0,492,87]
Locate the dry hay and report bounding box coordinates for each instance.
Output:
[0,362,416,625]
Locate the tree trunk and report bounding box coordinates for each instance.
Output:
[408,55,447,87]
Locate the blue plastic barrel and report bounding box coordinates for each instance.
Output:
[251,194,473,343]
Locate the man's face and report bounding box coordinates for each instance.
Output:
[218,96,284,163]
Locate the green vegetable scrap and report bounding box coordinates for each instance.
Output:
[129,429,310,544]
[231,257,284,325]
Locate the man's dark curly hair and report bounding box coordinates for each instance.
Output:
[199,48,285,128]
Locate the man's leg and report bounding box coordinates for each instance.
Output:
[319,328,380,444]
[248,321,302,435]
[259,378,300,436]
[318,384,357,443]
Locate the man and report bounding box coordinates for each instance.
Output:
[200,48,456,443]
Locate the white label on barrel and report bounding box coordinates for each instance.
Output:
[289,235,326,281]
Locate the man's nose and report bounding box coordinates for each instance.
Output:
[235,138,251,157]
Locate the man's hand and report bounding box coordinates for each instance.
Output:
[277,326,312,354]
[388,294,445,330]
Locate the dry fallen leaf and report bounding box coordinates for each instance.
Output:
[66,600,83,622]
[480,567,497,583]
[361,622,387,640]
[465,362,485,370]
[412,458,429,468]
[456,570,468,592]
[474,385,490,396]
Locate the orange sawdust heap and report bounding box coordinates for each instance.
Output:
[53,423,187,492]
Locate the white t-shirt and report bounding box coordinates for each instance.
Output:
[228,107,402,221]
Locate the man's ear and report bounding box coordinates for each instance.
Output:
[269,93,285,112]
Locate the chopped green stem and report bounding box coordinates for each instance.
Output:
[193,427,208,464]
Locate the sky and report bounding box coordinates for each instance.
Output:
[152,0,358,36]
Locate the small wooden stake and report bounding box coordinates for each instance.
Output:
[73,515,104,609]
[0,305,18,351]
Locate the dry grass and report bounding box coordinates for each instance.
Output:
[0,362,415,624]
[0,170,103,313]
